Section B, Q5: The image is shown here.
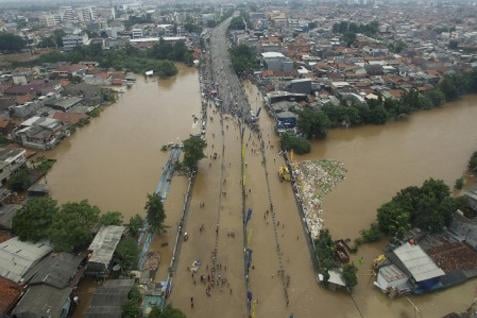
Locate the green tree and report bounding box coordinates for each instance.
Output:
[229,44,256,75]
[469,151,477,174]
[99,211,124,226]
[122,285,142,318]
[342,32,356,47]
[454,177,464,190]
[341,263,358,290]
[128,214,144,238]
[229,16,246,30]
[48,200,100,252]
[0,32,26,52]
[182,135,207,172]
[425,89,446,107]
[280,133,310,154]
[377,200,411,238]
[7,167,31,192]
[149,304,186,318]
[145,193,166,233]
[115,237,139,271]
[12,197,58,242]
[298,108,330,139]
[315,229,336,272]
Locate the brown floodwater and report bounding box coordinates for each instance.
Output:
[46,65,201,219]
[47,65,477,318]
[298,94,477,317]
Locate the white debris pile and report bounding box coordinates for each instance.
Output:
[292,160,346,239]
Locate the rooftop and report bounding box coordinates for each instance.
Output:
[12,284,72,318]
[0,276,21,314]
[85,279,134,318]
[393,242,445,282]
[0,237,52,283]
[87,225,125,267]
[261,52,286,58]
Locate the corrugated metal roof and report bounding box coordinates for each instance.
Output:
[87,225,125,267]
[0,237,52,283]
[12,285,71,318]
[393,242,445,282]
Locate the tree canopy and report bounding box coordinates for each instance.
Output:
[48,200,100,252]
[469,151,477,175]
[280,133,310,154]
[128,214,144,238]
[377,179,457,237]
[0,32,26,52]
[145,193,166,233]
[99,211,124,226]
[182,135,207,172]
[297,108,330,139]
[115,237,139,271]
[149,305,186,318]
[341,263,358,290]
[229,44,256,75]
[12,197,58,242]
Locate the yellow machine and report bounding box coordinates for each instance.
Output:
[278,166,291,182]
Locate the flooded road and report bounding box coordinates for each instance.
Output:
[46,65,201,219]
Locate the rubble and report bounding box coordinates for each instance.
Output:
[291,160,346,239]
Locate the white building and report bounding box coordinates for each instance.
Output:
[374,264,410,293]
[62,33,90,51]
[261,52,294,73]
[0,148,26,185]
[131,28,143,39]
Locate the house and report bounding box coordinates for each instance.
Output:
[12,253,84,318]
[287,78,312,94]
[464,186,477,212]
[86,225,125,278]
[0,276,21,315]
[318,269,347,291]
[0,205,21,230]
[45,96,83,111]
[276,111,298,130]
[0,116,15,135]
[0,147,26,185]
[53,112,88,125]
[52,64,87,78]
[0,237,52,284]
[389,242,445,292]
[85,279,135,318]
[12,116,68,150]
[374,264,410,294]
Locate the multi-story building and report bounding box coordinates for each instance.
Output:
[62,33,90,51]
[59,6,75,24]
[78,6,97,22]
[131,28,143,39]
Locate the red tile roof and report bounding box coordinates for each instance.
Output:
[52,112,88,125]
[0,276,21,314]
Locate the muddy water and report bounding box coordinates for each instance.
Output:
[244,80,477,317]
[46,65,201,219]
[301,96,477,317]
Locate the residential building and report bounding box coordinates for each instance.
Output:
[12,253,84,318]
[0,147,26,185]
[62,33,90,51]
[0,237,52,284]
[85,225,125,278]
[12,116,68,150]
[85,279,135,318]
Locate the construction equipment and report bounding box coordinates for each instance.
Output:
[278,166,291,182]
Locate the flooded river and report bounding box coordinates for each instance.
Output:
[299,95,477,317]
[46,64,477,318]
[46,65,200,219]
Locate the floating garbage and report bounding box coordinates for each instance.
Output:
[291,160,346,240]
